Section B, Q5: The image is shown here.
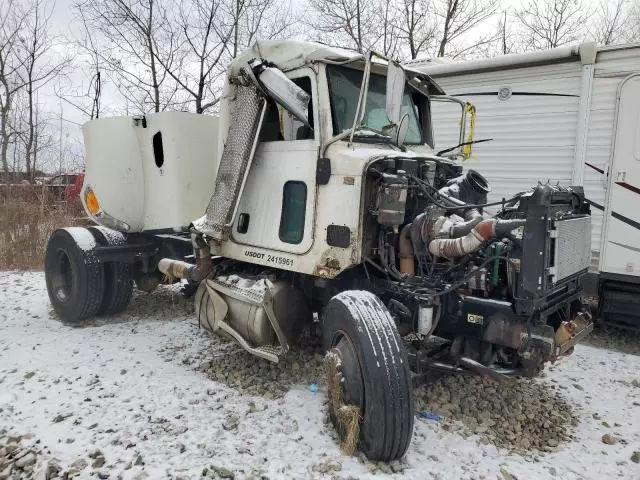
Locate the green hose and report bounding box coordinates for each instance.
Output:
[492,243,503,286]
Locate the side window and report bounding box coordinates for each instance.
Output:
[259,76,314,142]
[279,181,307,244]
[50,175,64,186]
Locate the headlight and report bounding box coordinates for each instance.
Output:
[84,186,131,232]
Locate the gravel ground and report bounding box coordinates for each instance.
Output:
[186,335,579,455]
[582,327,640,356]
[1,271,640,480]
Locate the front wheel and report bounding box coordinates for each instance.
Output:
[322,290,414,461]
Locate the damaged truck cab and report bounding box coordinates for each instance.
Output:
[197,45,445,278]
[45,40,593,462]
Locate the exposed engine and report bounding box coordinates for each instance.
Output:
[366,156,593,377]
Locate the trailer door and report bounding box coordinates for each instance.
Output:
[600,74,640,276]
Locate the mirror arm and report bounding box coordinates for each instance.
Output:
[349,52,374,146]
[431,95,470,150]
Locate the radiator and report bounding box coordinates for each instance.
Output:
[552,216,592,282]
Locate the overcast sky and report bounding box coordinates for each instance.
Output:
[32,0,594,171]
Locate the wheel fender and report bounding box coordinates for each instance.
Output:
[60,227,99,263]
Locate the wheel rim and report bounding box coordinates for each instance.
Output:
[51,249,73,303]
[329,330,364,408]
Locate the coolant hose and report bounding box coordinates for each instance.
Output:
[449,209,483,237]
[428,218,527,259]
[494,219,527,238]
[399,223,415,275]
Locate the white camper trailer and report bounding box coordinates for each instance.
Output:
[410,43,640,330]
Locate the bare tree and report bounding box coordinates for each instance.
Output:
[153,0,232,113]
[497,10,519,55]
[19,0,69,181]
[307,0,381,53]
[433,0,497,57]
[516,0,589,50]
[630,1,640,42]
[378,0,402,57]
[396,0,437,59]
[75,0,179,114]
[591,0,629,45]
[57,10,104,120]
[235,0,297,55]
[0,0,29,175]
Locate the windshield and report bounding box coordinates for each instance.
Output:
[327,65,423,144]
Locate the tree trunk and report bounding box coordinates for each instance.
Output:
[438,0,458,57]
[233,0,240,58]
[24,85,34,181]
[32,108,38,180]
[149,48,160,113]
[502,11,508,54]
[0,103,10,174]
[146,0,160,113]
[356,0,362,52]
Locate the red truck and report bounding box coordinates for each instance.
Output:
[46,172,85,202]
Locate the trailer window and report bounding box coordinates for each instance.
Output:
[260,77,314,142]
[279,181,307,244]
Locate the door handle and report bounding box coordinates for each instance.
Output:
[616,170,627,182]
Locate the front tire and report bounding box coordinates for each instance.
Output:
[322,290,414,461]
[44,228,105,323]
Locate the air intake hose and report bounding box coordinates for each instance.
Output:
[429,218,496,258]
[428,218,526,259]
[439,170,491,209]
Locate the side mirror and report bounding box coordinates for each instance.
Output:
[386,60,405,128]
[250,59,310,127]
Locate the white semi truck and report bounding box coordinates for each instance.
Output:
[44,40,593,460]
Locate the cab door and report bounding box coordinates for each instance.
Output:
[231,68,318,254]
[601,74,640,275]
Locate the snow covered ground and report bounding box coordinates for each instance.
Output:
[1,270,639,480]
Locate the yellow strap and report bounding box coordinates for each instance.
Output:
[462,103,476,161]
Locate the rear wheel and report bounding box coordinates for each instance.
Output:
[322,290,414,461]
[45,228,105,323]
[89,227,134,316]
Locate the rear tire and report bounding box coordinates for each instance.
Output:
[322,290,414,461]
[89,227,134,316]
[44,228,105,323]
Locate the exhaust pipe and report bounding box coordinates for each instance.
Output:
[158,234,213,283]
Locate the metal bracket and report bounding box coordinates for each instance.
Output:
[206,279,290,361]
[216,321,284,363]
[316,157,331,185]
